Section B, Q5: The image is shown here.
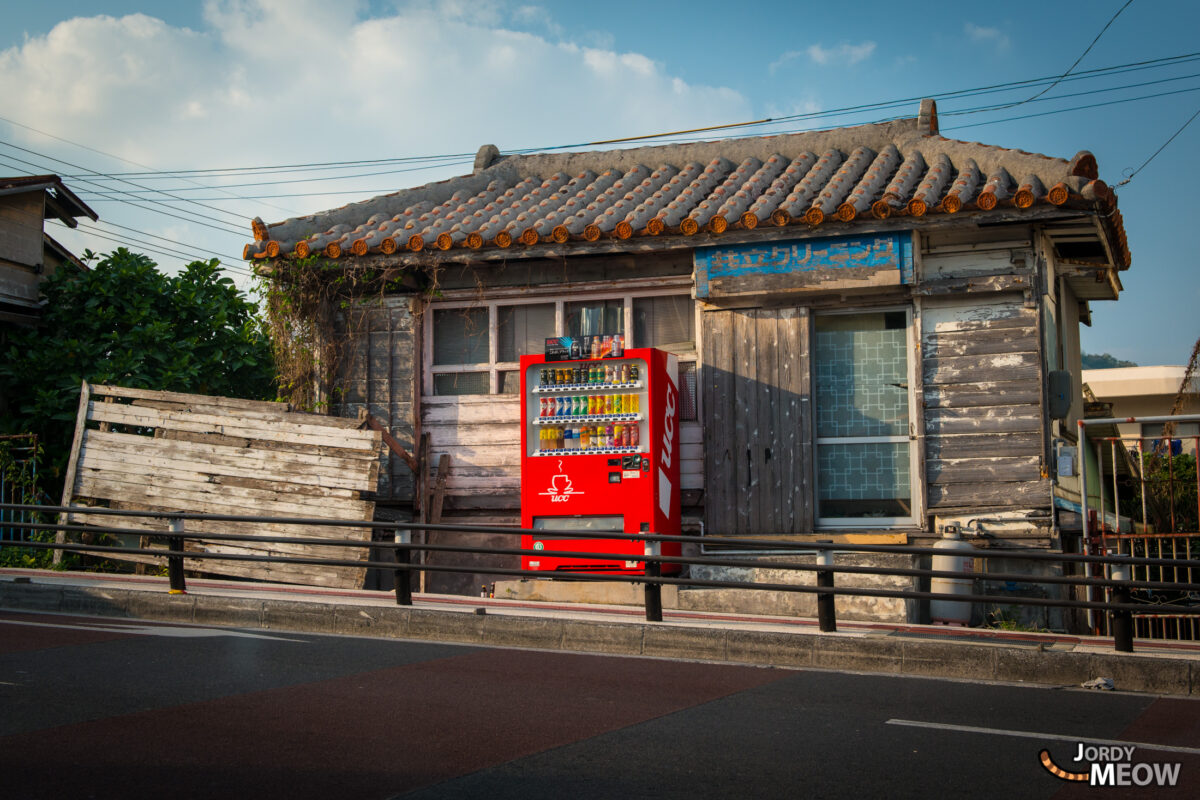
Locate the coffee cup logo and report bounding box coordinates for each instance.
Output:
[540,460,583,503]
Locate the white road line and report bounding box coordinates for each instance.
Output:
[887,719,1200,756]
[0,618,304,642]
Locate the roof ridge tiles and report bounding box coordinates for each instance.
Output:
[581,164,654,241]
[688,156,763,234]
[654,158,731,233]
[907,153,953,217]
[975,166,1015,210]
[496,172,574,247]
[773,149,843,225]
[617,164,682,236]
[837,144,900,222]
[715,153,785,231]
[550,169,623,241]
[807,145,875,225]
[872,150,926,219]
[742,152,815,229]
[1013,174,1047,209]
[524,170,599,241]
[641,162,704,235]
[605,165,677,240]
[941,158,983,213]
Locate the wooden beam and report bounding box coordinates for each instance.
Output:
[359,410,419,473]
[54,380,91,564]
[431,453,450,524]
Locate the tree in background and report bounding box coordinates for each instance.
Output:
[1081,352,1138,369]
[0,249,275,487]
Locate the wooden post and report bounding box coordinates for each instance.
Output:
[430,454,449,524]
[54,381,91,565]
[417,432,431,594]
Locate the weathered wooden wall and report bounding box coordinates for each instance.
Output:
[919,291,1049,511]
[337,297,417,504]
[63,383,382,588]
[701,306,811,536]
[0,192,45,308]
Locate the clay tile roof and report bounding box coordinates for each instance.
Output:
[246,100,1130,270]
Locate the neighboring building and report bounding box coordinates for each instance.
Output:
[245,99,1131,621]
[0,174,97,325]
[1083,365,1198,453]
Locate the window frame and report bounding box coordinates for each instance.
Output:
[812,306,921,529]
[423,286,699,401]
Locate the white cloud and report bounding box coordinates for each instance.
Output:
[0,0,749,274]
[806,41,876,66]
[768,50,803,75]
[770,41,875,73]
[965,22,1010,51]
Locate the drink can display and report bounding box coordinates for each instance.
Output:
[603,394,611,414]
[605,423,614,447]
[631,424,639,447]
[613,333,623,358]
[580,426,590,449]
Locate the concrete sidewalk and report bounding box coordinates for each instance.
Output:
[2,568,1197,696]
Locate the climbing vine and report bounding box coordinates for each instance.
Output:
[258,256,432,411]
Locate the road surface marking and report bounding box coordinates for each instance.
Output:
[0,617,304,642]
[886,719,1200,756]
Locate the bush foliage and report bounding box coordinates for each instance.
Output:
[0,249,275,486]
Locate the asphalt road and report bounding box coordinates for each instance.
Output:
[1,610,1197,799]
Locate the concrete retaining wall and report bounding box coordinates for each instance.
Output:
[2,579,1194,696]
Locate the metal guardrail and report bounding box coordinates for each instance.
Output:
[3,503,1200,653]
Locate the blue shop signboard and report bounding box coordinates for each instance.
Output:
[693,231,913,299]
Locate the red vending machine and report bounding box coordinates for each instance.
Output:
[519,341,682,574]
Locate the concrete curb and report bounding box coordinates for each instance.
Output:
[2,580,1195,696]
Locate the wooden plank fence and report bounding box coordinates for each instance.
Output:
[58,382,383,588]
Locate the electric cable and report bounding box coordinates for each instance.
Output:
[957,0,1137,114]
[0,139,251,229]
[1115,104,1200,185]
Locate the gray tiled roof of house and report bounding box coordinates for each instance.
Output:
[244,100,1129,269]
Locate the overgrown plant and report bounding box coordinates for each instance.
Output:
[258,256,424,410]
[0,437,63,569]
[0,249,276,489]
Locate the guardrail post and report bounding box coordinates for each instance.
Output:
[167,517,186,594]
[1110,556,1133,652]
[644,540,662,622]
[394,529,412,606]
[816,542,836,633]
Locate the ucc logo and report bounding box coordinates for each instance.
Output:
[539,460,583,503]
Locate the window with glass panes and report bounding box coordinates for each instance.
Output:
[813,309,917,525]
[426,293,697,418]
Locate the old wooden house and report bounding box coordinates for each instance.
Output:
[0,174,96,326]
[245,99,1130,614]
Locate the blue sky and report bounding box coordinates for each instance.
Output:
[2,0,1197,366]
